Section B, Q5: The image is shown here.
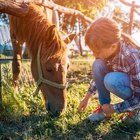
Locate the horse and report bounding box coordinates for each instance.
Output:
[23,0,60,58]
[9,3,74,116]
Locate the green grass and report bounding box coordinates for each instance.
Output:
[0,56,140,140]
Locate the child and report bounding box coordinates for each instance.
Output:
[78,17,140,123]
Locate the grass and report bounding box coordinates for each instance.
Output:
[0,55,140,140]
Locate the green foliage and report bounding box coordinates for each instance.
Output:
[54,0,106,18]
[53,0,107,34]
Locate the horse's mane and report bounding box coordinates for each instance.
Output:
[21,4,67,60]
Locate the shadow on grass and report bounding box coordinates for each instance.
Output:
[58,119,103,140]
[0,113,101,140]
[102,121,140,140]
[60,119,140,140]
[0,113,59,140]
[0,113,140,140]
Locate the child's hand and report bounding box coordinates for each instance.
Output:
[102,104,115,117]
[78,98,89,112]
[78,93,92,112]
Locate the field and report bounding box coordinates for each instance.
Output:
[0,55,140,140]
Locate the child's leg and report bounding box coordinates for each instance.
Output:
[88,59,111,122]
[92,59,111,105]
[104,72,133,100]
[103,72,140,123]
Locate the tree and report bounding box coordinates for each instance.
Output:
[52,0,107,32]
[0,0,107,56]
[51,0,107,55]
[53,0,106,18]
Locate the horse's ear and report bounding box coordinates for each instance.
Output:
[63,34,77,44]
[46,25,57,40]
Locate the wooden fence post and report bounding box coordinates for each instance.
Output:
[0,56,2,110]
[119,0,140,35]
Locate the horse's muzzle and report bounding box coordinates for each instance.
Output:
[46,102,62,117]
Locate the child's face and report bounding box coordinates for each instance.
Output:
[90,43,119,60]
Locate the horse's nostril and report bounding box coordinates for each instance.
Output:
[55,110,62,117]
[46,102,62,117]
[46,102,51,111]
[55,110,60,116]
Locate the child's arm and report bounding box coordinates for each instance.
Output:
[78,80,97,112]
[78,93,92,112]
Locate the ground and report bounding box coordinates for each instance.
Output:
[0,55,140,140]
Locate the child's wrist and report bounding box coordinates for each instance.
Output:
[84,93,92,100]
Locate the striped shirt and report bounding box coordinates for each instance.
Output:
[88,41,140,113]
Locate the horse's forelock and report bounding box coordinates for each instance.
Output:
[42,36,67,62]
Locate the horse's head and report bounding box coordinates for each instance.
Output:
[31,25,76,116]
[40,55,69,116]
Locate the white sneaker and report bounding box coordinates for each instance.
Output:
[88,106,106,122]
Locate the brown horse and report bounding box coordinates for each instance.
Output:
[9,3,74,116]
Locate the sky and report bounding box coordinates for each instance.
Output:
[119,0,140,19]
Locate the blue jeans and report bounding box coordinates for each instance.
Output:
[92,59,133,105]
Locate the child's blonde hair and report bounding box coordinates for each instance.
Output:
[85,17,140,51]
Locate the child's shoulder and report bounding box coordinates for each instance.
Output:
[121,41,140,56]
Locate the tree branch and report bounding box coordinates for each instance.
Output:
[0,0,93,24]
[35,0,93,24]
[119,0,140,8]
[0,0,29,17]
[135,8,140,16]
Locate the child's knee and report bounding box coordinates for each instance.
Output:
[104,73,116,91]
[104,72,133,99]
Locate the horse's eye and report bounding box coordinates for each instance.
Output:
[46,68,52,73]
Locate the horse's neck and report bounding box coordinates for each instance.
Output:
[45,8,59,29]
